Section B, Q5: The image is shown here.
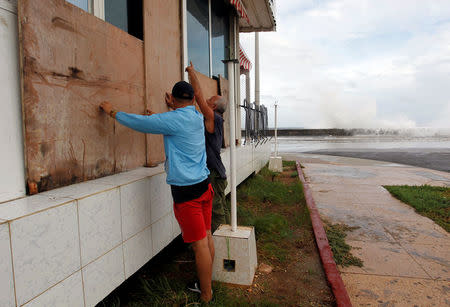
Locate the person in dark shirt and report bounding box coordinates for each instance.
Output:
[185,63,228,232]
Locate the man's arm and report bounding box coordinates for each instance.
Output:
[99,101,178,135]
[186,62,215,133]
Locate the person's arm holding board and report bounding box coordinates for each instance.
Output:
[185,62,215,133]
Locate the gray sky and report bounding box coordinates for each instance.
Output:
[240,0,450,128]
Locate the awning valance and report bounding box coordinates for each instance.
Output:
[229,0,250,23]
[239,44,252,71]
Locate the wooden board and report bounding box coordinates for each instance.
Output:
[143,0,182,165]
[19,0,146,192]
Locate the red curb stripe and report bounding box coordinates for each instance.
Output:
[296,161,352,307]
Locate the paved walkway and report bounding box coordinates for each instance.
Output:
[284,153,450,307]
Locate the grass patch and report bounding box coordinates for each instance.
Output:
[384,185,449,232]
[282,160,297,168]
[324,223,363,267]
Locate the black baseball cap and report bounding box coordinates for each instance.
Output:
[172,81,194,100]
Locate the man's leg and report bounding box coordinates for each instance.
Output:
[210,169,227,232]
[206,230,214,271]
[191,236,213,302]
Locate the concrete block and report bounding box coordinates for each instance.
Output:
[212,225,257,286]
[268,156,283,172]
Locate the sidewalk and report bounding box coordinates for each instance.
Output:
[284,153,450,306]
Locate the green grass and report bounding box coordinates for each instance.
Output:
[384,185,450,232]
[282,160,297,168]
[324,223,363,267]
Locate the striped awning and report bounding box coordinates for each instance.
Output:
[239,44,252,71]
[230,0,250,23]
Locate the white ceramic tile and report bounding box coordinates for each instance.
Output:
[123,227,152,278]
[82,245,125,307]
[0,194,73,221]
[23,271,84,307]
[0,223,15,307]
[92,166,165,187]
[120,178,151,240]
[149,174,172,224]
[152,214,173,256]
[171,210,181,239]
[40,180,114,201]
[11,202,80,306]
[78,188,122,266]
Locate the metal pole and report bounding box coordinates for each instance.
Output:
[227,60,237,232]
[274,101,278,157]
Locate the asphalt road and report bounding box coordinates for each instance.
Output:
[305,148,450,172]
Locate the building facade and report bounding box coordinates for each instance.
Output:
[0,0,275,306]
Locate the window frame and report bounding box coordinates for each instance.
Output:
[184,0,233,79]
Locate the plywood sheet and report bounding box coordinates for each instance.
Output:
[219,76,230,147]
[143,0,182,165]
[19,0,146,192]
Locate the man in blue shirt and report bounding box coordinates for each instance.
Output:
[99,81,214,303]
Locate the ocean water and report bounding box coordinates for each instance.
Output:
[272,129,450,172]
[276,134,450,153]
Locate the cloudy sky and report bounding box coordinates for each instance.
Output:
[240,0,450,128]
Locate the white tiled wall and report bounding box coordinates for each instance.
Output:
[120,178,151,240]
[0,222,15,307]
[82,245,125,307]
[123,227,152,279]
[0,143,270,306]
[22,271,84,307]
[10,202,80,306]
[78,188,122,266]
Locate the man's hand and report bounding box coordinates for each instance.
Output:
[99,101,113,114]
[165,92,175,109]
[185,61,195,74]
[145,109,155,116]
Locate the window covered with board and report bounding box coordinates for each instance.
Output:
[187,0,231,78]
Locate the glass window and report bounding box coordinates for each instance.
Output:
[66,0,89,12]
[187,0,210,76]
[105,0,128,33]
[211,0,229,78]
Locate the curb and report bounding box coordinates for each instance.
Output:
[296,161,352,307]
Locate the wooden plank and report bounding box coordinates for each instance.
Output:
[19,0,146,192]
[143,0,182,166]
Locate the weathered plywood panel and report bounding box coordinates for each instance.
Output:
[219,76,230,147]
[143,0,182,165]
[195,71,218,100]
[19,0,146,192]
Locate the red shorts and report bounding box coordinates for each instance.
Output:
[173,184,214,243]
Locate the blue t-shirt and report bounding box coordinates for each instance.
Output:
[116,106,210,186]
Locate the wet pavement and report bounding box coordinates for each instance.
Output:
[283,153,450,306]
